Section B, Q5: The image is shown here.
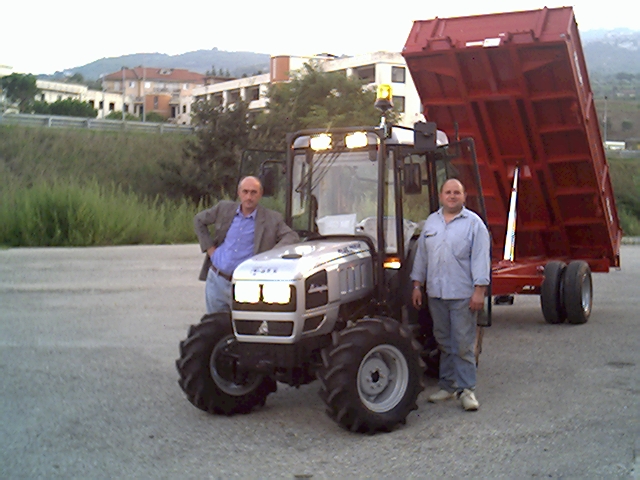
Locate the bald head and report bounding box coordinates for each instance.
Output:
[238,176,263,215]
[439,178,466,215]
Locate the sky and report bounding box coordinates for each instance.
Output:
[2,0,639,75]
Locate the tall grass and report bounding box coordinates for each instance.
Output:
[0,180,199,247]
[0,125,187,198]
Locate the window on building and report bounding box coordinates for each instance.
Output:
[145,82,151,89]
[392,95,405,113]
[353,64,375,83]
[391,66,406,83]
[109,102,115,111]
[171,106,177,118]
[89,100,95,108]
[228,89,241,104]
[57,95,62,101]
[183,83,188,90]
[247,86,260,102]
[129,81,136,88]
[212,93,223,106]
[99,101,104,109]
[153,96,159,109]
[182,105,187,114]
[124,103,129,113]
[41,94,45,101]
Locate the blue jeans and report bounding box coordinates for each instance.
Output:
[205,268,232,314]
[428,297,477,392]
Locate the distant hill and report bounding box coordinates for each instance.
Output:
[582,29,640,74]
[41,29,640,82]
[45,48,271,81]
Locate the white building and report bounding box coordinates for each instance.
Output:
[35,80,125,119]
[192,52,422,127]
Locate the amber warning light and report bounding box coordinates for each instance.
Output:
[375,84,393,112]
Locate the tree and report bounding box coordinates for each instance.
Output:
[159,99,253,204]
[1,73,40,112]
[145,112,166,123]
[253,63,396,150]
[161,63,403,203]
[48,98,97,117]
[65,73,85,85]
[106,111,139,121]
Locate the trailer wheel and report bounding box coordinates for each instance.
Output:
[563,261,592,324]
[176,313,277,415]
[317,316,425,433]
[540,261,567,324]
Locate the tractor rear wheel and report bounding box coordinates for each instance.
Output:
[317,316,425,433]
[540,261,567,324]
[176,313,276,415]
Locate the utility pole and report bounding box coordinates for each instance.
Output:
[101,73,105,119]
[603,95,608,145]
[121,67,126,122]
[142,64,146,122]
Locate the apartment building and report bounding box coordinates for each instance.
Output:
[102,67,205,123]
[192,52,422,127]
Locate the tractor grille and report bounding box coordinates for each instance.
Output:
[234,320,294,337]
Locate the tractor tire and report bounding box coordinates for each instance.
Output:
[563,261,592,324]
[540,261,567,324]
[176,313,277,415]
[317,316,425,433]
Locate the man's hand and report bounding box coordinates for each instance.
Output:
[206,246,216,259]
[469,286,487,311]
[412,284,423,309]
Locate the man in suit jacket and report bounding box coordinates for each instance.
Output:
[194,176,299,314]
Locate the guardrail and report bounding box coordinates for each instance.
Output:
[0,113,194,134]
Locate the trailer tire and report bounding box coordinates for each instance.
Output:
[176,313,277,415]
[540,261,567,324]
[317,316,425,433]
[563,261,592,324]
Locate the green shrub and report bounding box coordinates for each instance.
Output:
[0,180,199,247]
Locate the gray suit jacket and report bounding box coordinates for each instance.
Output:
[194,201,299,281]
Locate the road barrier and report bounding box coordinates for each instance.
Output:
[0,113,194,134]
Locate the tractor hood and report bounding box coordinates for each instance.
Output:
[233,238,372,282]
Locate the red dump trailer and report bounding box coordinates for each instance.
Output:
[403,6,622,324]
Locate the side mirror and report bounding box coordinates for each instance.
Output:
[404,163,422,195]
[414,121,438,151]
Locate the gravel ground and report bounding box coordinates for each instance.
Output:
[0,244,638,479]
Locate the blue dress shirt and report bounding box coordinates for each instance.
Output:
[211,207,256,275]
[410,207,491,299]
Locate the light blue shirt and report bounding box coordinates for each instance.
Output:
[211,207,256,275]
[410,207,491,299]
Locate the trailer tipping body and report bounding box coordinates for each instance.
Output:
[402,6,622,296]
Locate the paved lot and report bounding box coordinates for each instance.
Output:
[0,244,638,479]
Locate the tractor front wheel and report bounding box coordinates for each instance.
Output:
[317,316,425,433]
[176,313,276,415]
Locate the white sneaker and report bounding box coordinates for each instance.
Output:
[428,389,457,403]
[460,389,479,411]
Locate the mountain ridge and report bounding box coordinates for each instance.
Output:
[43,28,640,81]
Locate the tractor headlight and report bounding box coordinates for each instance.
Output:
[262,282,292,304]
[345,131,368,149]
[310,133,332,151]
[234,281,261,304]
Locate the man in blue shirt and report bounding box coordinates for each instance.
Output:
[410,178,491,411]
[194,176,299,314]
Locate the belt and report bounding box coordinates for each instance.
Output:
[210,264,232,282]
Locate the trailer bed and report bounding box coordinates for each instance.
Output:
[402,7,621,291]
